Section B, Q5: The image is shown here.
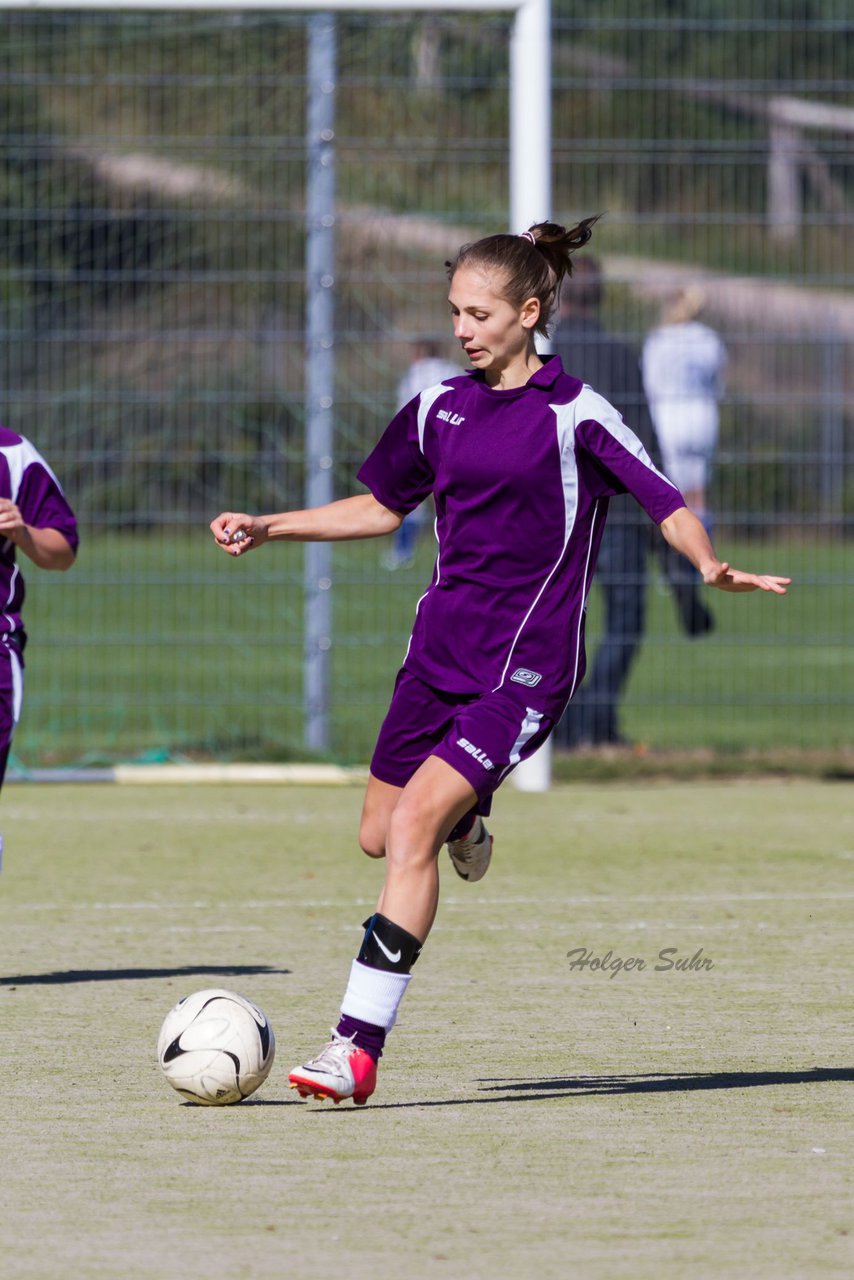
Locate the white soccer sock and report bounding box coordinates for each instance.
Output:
[339,959,412,1031]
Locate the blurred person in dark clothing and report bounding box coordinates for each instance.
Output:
[553,254,713,749]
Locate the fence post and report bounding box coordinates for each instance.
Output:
[304,11,336,751]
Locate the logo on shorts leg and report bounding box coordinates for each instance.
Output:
[510,668,542,688]
[456,737,495,771]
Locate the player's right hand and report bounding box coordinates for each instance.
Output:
[210,512,267,555]
[0,498,25,542]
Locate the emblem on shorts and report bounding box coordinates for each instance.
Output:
[510,668,542,688]
[456,737,495,771]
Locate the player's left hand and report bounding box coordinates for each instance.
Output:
[703,561,790,594]
[0,498,26,542]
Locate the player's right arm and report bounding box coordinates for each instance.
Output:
[210,493,403,556]
[0,499,76,570]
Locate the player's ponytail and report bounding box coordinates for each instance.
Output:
[446,215,601,338]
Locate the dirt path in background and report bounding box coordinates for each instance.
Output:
[339,206,854,338]
[76,144,854,339]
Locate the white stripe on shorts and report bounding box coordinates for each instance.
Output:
[497,706,545,785]
[10,645,23,728]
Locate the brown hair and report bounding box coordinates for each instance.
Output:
[446,216,600,338]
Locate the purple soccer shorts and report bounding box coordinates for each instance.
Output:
[369,667,555,808]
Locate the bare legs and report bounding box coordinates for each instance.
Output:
[358,756,478,942]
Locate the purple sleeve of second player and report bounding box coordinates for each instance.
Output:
[16,459,79,553]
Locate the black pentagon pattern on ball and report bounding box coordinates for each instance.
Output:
[162,1035,185,1064]
[162,992,230,1064]
[257,1015,272,1061]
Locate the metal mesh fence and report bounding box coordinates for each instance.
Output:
[1,4,851,769]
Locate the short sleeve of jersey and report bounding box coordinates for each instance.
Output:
[16,451,79,553]
[357,401,436,516]
[576,390,685,525]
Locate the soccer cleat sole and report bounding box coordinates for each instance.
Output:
[289,1079,373,1106]
[450,833,493,883]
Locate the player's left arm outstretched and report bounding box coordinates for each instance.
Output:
[660,506,790,595]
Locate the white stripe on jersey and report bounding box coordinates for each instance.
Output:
[1,435,66,504]
[403,553,440,670]
[492,399,581,693]
[568,496,603,703]
[404,382,454,666]
[416,382,454,454]
[494,388,677,700]
[574,385,680,492]
[1,563,19,636]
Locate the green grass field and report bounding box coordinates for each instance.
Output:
[16,530,854,769]
[1,779,851,1279]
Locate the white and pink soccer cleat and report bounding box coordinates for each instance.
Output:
[288,1029,378,1105]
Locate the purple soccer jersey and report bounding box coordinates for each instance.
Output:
[358,355,685,721]
[0,427,79,647]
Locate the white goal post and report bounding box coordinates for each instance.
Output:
[3,0,554,787]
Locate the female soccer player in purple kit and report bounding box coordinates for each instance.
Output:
[0,428,77,856]
[211,219,789,1105]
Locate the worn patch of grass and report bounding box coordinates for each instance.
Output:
[1,780,851,1279]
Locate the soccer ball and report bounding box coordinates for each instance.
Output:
[157,988,276,1105]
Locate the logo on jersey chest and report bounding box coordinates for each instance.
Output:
[436,408,465,425]
[510,668,543,688]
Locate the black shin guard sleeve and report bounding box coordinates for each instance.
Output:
[358,912,423,973]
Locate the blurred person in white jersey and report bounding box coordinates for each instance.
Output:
[0,426,77,866]
[641,285,726,537]
[382,337,461,570]
[212,219,788,1106]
